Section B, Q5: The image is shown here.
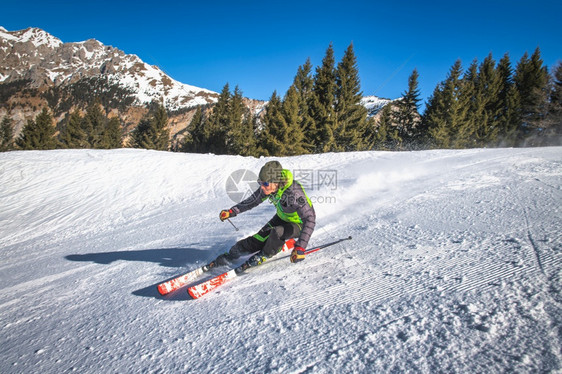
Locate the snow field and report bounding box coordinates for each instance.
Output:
[0,147,561,373]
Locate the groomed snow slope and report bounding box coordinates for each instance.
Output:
[0,147,561,373]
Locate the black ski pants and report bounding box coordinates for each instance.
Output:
[230,215,301,259]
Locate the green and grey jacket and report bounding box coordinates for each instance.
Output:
[231,169,316,249]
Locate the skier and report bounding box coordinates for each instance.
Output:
[208,160,316,271]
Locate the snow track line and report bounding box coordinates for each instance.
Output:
[509,181,547,276]
[522,207,545,275]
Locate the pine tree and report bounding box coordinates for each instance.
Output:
[457,60,482,148]
[371,103,398,150]
[16,108,57,150]
[205,83,231,154]
[334,43,369,151]
[59,110,88,148]
[260,91,287,156]
[181,107,205,152]
[514,48,549,141]
[259,86,312,156]
[546,62,562,143]
[362,116,377,150]
[131,103,169,150]
[131,115,155,149]
[292,58,315,152]
[424,62,455,148]
[227,86,255,155]
[473,54,502,145]
[151,104,170,150]
[0,116,15,152]
[394,69,422,149]
[239,115,258,156]
[102,117,123,149]
[496,54,522,146]
[83,100,106,148]
[310,44,337,152]
[282,86,308,155]
[227,85,244,149]
[424,60,471,148]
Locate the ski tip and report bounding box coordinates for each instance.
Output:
[157,284,171,296]
[187,288,198,299]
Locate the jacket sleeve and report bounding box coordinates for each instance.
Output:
[292,185,316,250]
[231,188,266,215]
[295,202,316,249]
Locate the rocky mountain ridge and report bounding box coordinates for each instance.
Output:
[1,26,390,142]
[0,26,224,138]
[0,26,218,108]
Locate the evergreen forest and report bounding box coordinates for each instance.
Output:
[1,45,561,154]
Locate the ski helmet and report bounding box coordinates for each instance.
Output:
[258,161,283,183]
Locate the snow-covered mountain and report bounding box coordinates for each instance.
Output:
[361,95,394,116]
[0,147,560,373]
[1,26,392,142]
[0,26,218,111]
[0,26,391,118]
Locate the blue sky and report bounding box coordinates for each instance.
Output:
[2,0,561,110]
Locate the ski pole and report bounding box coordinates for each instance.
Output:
[226,218,239,231]
[305,236,352,255]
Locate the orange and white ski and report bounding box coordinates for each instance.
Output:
[157,267,206,295]
[187,239,296,299]
[186,237,351,299]
[188,269,238,299]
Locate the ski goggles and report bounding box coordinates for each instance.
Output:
[258,180,270,187]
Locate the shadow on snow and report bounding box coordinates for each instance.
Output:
[64,242,234,300]
[65,247,208,268]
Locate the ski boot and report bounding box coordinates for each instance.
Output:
[235,252,268,274]
[248,252,268,267]
[202,252,232,271]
